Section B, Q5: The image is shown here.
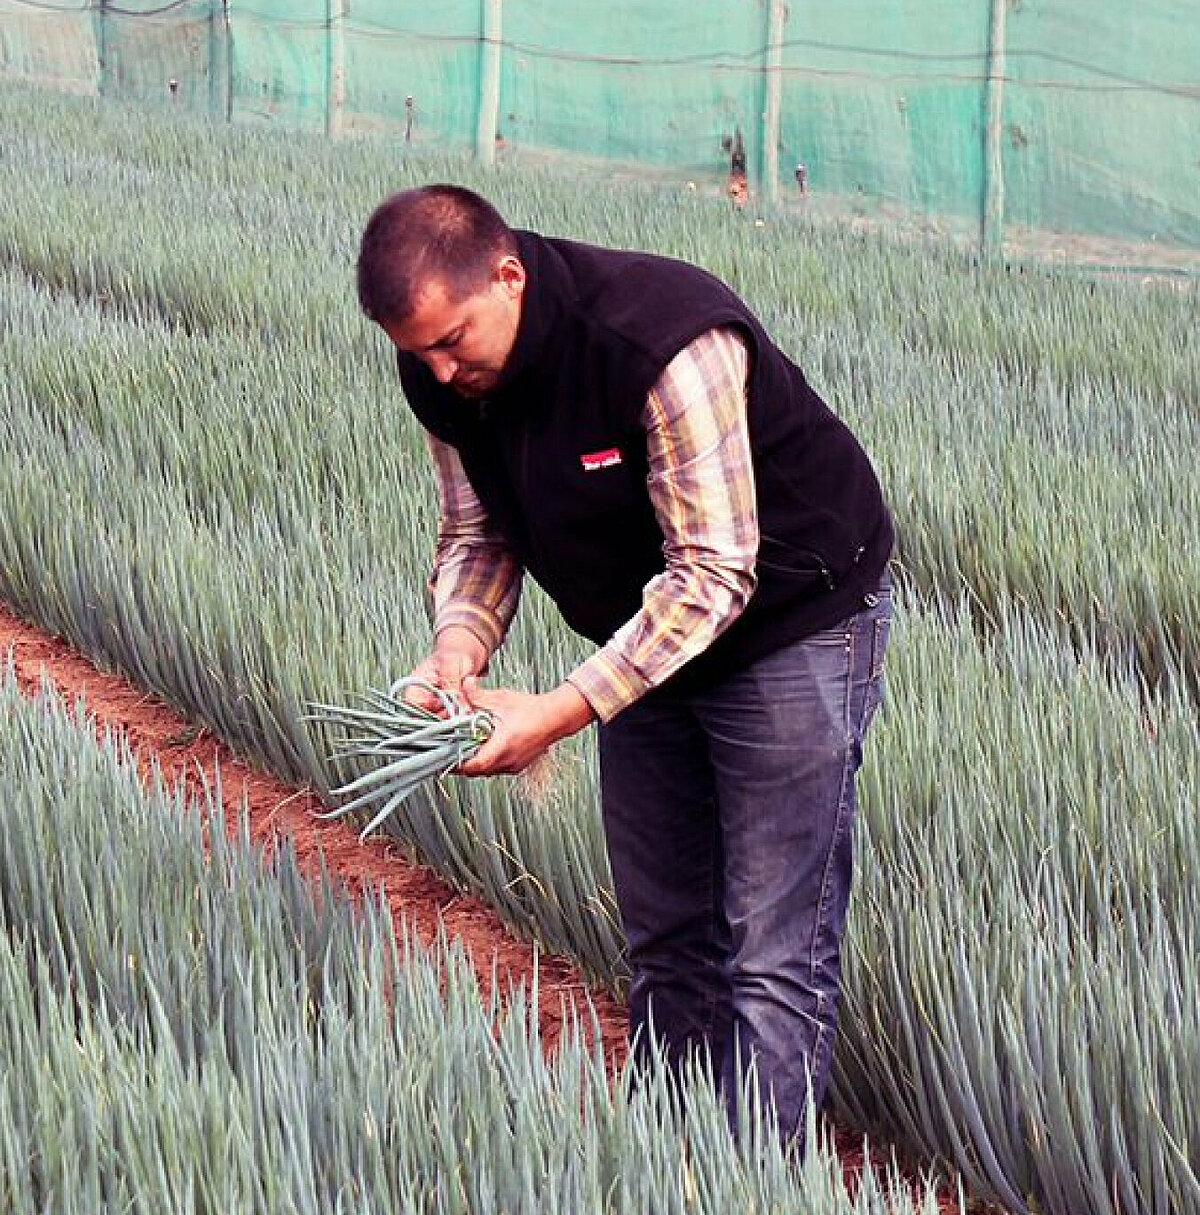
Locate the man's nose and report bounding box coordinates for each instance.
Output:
[426,352,457,384]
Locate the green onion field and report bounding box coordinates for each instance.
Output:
[1,80,1197,1214]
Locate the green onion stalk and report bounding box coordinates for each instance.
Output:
[308,677,495,840]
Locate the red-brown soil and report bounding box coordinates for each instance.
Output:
[0,601,974,1212]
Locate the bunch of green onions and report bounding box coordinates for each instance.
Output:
[307,678,494,841]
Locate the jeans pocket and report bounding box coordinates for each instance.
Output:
[802,623,853,651]
[870,613,891,682]
[860,590,893,730]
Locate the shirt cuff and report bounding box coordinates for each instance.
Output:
[566,649,651,724]
[434,602,506,658]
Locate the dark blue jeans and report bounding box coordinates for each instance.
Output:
[598,583,892,1146]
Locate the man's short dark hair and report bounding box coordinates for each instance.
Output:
[356,184,519,325]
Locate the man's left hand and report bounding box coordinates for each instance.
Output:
[457,678,595,776]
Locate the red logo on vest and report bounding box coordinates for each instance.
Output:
[581,448,623,471]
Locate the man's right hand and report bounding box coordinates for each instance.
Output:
[403,625,490,715]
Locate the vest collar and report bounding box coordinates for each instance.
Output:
[488,230,573,399]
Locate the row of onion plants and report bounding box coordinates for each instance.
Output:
[1,81,1193,405]
[0,673,950,1213]
[2,81,1196,696]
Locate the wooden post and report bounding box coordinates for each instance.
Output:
[982,0,1008,256]
[326,0,346,139]
[476,0,503,165]
[761,0,786,207]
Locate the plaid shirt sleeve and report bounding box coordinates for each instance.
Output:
[426,433,523,657]
[567,327,759,722]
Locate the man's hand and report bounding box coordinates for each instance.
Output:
[457,678,595,776]
[404,625,490,714]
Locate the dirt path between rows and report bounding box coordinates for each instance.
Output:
[1,600,972,1212]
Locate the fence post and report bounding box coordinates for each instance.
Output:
[326,0,346,138]
[208,0,221,117]
[982,0,1008,256]
[476,0,503,164]
[761,0,786,207]
[223,0,234,122]
[96,0,108,97]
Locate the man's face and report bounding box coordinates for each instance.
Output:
[381,256,525,399]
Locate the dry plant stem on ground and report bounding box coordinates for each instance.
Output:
[0,601,977,1214]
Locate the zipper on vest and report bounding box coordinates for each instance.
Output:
[759,537,838,590]
[517,421,550,577]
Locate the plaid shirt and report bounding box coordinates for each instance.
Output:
[426,327,758,722]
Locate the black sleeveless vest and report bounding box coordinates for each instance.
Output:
[398,231,894,692]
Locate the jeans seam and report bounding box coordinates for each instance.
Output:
[809,994,832,1113]
[808,623,856,982]
[702,793,721,1041]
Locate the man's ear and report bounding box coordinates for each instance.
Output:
[495,254,526,298]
